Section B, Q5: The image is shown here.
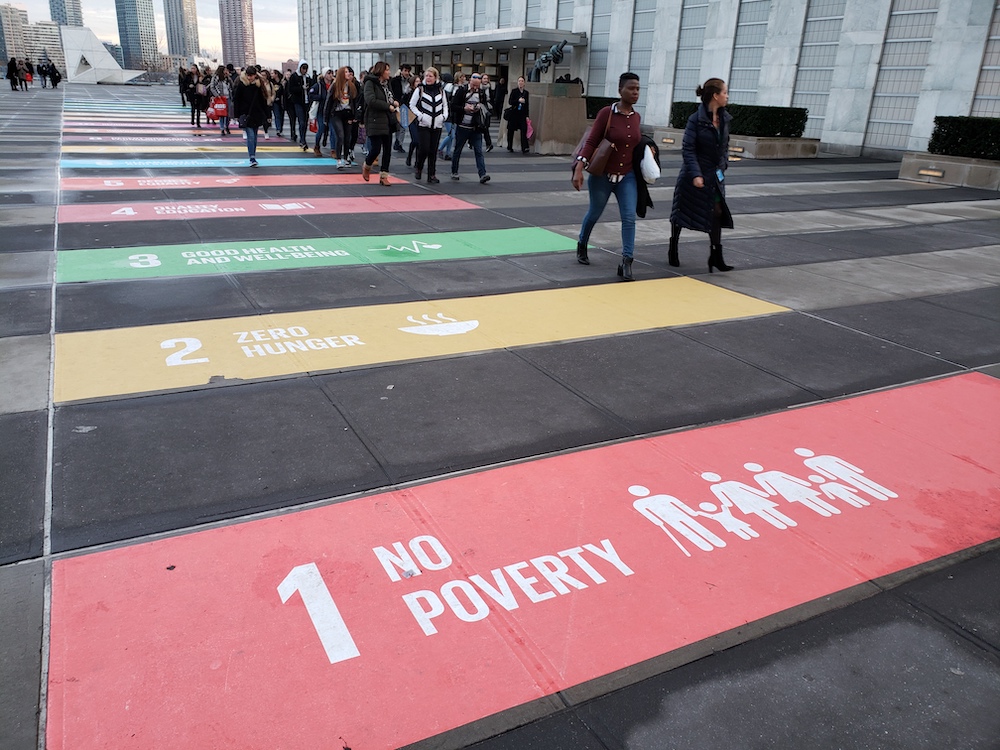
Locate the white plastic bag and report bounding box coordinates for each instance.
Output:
[641,144,660,184]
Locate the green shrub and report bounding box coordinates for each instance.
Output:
[584,96,617,119]
[669,101,808,138]
[928,117,1000,161]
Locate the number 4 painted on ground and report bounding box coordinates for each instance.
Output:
[111,206,136,215]
[278,563,361,664]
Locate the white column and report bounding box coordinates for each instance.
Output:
[702,0,740,81]
[822,0,893,156]
[643,0,684,126]
[755,0,808,107]
[605,0,636,95]
[910,0,994,150]
[512,0,528,27]
[572,0,595,83]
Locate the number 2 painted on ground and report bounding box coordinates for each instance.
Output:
[160,338,209,366]
[278,563,361,665]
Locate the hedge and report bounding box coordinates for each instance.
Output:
[928,116,1000,161]
[669,101,808,138]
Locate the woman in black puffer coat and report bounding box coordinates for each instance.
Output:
[231,66,271,167]
[668,78,735,272]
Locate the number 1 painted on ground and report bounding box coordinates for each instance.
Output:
[278,563,361,664]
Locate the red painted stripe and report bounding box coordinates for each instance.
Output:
[60,174,395,191]
[46,374,1000,750]
[58,194,474,223]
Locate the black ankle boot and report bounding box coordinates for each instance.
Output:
[620,257,634,281]
[576,241,590,265]
[668,236,680,267]
[708,244,733,273]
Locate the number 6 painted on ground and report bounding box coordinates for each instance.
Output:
[278,563,361,664]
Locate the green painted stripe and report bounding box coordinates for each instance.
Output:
[56,228,578,283]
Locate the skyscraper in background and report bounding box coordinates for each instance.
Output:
[49,0,83,27]
[115,0,158,69]
[218,0,255,68]
[164,0,199,59]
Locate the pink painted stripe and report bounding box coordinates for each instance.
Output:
[61,174,404,191]
[58,194,477,223]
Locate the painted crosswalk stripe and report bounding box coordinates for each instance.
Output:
[57,195,474,224]
[53,277,788,402]
[56,228,577,283]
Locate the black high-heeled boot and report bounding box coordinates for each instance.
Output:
[620,256,634,281]
[668,236,680,267]
[708,244,733,273]
[576,241,590,265]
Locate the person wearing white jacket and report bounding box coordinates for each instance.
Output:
[409,67,450,184]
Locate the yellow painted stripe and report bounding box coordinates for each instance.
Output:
[61,145,304,154]
[54,278,788,402]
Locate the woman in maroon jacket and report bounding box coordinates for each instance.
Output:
[571,72,642,280]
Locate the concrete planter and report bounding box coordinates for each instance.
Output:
[649,128,819,159]
[898,152,1000,191]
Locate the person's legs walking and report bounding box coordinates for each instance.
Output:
[451,127,469,176]
[471,132,488,182]
[578,174,613,247]
[245,127,259,165]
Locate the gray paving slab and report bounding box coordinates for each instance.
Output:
[0,560,44,750]
[303,211,441,237]
[467,711,606,750]
[317,351,630,483]
[235,264,419,312]
[504,248,643,283]
[57,220,202,250]
[518,329,816,433]
[899,550,1000,652]
[383,257,553,297]
[0,287,50,337]
[0,410,46,564]
[701,265,903,310]
[890,246,1000,284]
[0,334,50,415]
[813,297,1000,368]
[921,286,1000,322]
[0,252,53,289]
[55,275,257,332]
[51,379,390,551]
[571,592,1000,750]
[798,255,995,299]
[677,313,957,399]
[0,205,56,226]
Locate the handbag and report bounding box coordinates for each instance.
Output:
[308,119,318,133]
[210,96,228,117]
[585,108,614,176]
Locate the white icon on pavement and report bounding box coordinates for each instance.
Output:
[260,202,315,211]
[369,240,444,254]
[696,501,760,540]
[701,472,797,530]
[795,448,897,501]
[630,485,726,557]
[808,475,870,508]
[745,462,841,517]
[399,313,479,336]
[216,178,240,184]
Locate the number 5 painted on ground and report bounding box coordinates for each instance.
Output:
[278,563,361,664]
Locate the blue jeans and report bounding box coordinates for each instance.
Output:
[439,122,454,156]
[452,127,486,178]
[579,171,637,259]
[272,103,284,133]
[244,127,258,159]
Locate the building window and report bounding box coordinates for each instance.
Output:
[972,1,1000,117]
[499,0,512,28]
[673,0,709,104]
[587,0,612,95]
[792,0,847,139]
[628,0,657,117]
[864,0,940,150]
[729,0,771,105]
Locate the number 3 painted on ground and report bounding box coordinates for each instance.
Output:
[128,253,161,268]
[160,338,209,366]
[278,563,361,664]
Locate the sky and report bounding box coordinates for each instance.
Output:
[27,0,300,69]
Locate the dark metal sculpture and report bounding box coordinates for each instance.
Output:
[527,40,568,82]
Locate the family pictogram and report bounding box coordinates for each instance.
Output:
[633,448,897,556]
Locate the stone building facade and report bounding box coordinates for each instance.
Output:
[299,0,1000,157]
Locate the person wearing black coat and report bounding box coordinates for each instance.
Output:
[231,66,271,167]
[668,78,734,272]
[506,77,530,153]
[7,58,19,91]
[362,61,400,186]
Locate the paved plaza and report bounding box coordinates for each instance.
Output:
[2,83,1000,749]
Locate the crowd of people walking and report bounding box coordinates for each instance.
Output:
[6,58,61,90]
